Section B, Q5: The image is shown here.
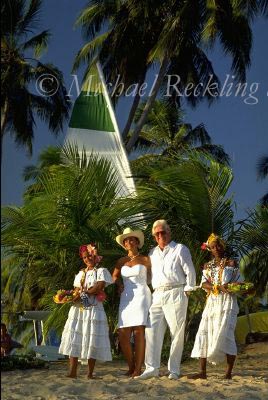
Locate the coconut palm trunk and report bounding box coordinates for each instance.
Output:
[122,71,146,141]
[125,56,169,152]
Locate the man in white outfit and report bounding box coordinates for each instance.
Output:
[136,220,196,380]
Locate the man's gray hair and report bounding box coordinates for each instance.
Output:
[152,219,171,235]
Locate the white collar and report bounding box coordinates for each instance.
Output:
[157,240,176,252]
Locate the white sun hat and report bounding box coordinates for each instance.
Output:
[115,227,144,249]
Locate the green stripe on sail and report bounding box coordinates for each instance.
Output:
[69,91,114,132]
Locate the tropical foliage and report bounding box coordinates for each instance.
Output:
[73,0,266,151]
[2,143,237,343]
[1,0,70,155]
[235,206,268,295]
[1,144,124,337]
[130,100,230,165]
[2,142,267,346]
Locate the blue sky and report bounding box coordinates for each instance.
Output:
[1,1,268,220]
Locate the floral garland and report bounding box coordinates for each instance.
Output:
[206,258,226,296]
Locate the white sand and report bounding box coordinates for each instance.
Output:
[1,342,267,400]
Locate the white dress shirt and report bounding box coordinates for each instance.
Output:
[149,241,196,291]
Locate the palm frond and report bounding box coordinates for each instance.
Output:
[21,30,51,57]
[72,31,109,72]
[17,0,43,35]
[256,155,268,180]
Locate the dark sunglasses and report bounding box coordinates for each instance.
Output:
[154,230,167,237]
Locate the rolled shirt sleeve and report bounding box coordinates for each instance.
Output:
[178,245,196,291]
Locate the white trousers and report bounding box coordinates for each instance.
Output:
[145,287,188,375]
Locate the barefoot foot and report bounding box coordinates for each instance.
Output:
[124,369,135,376]
[187,373,207,380]
[66,374,77,379]
[224,373,232,379]
[131,370,142,378]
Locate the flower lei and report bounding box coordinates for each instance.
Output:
[206,258,226,296]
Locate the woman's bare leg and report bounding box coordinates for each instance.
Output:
[225,354,236,379]
[67,356,78,378]
[187,358,207,379]
[132,326,145,377]
[118,327,135,375]
[87,358,96,379]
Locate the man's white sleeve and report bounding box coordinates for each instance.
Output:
[179,245,196,291]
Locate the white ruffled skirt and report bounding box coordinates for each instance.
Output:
[191,292,239,364]
[59,303,112,362]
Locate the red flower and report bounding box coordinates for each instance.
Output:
[201,243,207,250]
[96,291,107,302]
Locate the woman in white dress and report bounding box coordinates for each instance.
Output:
[189,233,242,380]
[59,244,112,379]
[112,228,152,378]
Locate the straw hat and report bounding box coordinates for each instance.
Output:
[116,227,144,249]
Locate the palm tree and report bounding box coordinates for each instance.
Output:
[74,1,265,152]
[22,146,62,198]
[1,0,70,158]
[130,100,230,165]
[256,155,268,206]
[23,146,62,180]
[125,0,261,151]
[73,0,221,149]
[73,0,154,140]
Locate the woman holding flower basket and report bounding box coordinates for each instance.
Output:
[189,233,248,380]
[58,244,112,379]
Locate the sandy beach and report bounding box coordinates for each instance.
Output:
[1,342,267,400]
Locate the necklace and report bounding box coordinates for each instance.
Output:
[128,253,140,261]
[209,258,225,285]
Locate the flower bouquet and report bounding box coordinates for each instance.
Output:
[96,291,107,302]
[227,282,255,297]
[79,290,107,308]
[53,289,79,304]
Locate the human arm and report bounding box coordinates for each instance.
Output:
[201,281,229,293]
[143,255,152,285]
[83,281,105,295]
[71,270,84,301]
[83,267,112,294]
[179,245,196,293]
[112,259,125,294]
[220,259,244,289]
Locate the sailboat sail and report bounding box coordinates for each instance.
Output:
[64,61,136,197]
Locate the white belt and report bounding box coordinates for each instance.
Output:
[154,284,184,291]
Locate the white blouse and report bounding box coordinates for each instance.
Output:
[73,267,113,289]
[201,261,243,286]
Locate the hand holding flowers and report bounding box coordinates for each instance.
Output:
[53,288,80,304]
